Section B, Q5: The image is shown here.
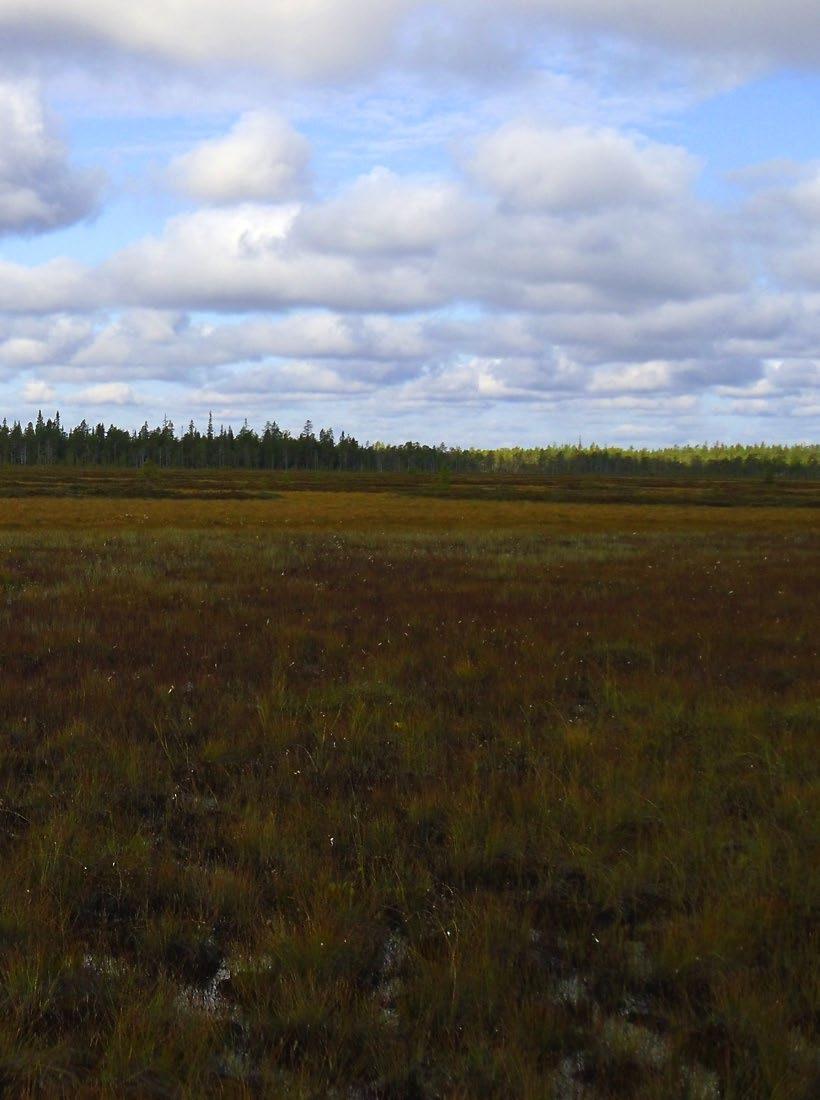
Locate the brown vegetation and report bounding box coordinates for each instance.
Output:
[0,472,817,1097]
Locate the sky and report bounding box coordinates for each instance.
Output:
[0,1,818,448]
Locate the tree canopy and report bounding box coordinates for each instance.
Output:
[0,411,816,479]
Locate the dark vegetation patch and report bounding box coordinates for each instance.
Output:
[0,465,818,507]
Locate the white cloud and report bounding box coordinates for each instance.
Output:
[588,357,763,395]
[46,310,432,380]
[22,378,56,402]
[470,123,695,212]
[104,203,442,312]
[0,1,411,80]
[449,204,739,309]
[7,287,817,412]
[296,168,478,254]
[765,358,820,392]
[0,315,92,373]
[784,173,820,220]
[0,2,819,79]
[78,381,136,405]
[171,111,311,204]
[0,81,100,235]
[87,127,737,317]
[0,84,815,437]
[740,167,820,289]
[0,292,814,442]
[501,1,820,68]
[0,258,97,313]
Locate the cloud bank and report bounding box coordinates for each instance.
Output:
[1,1,819,80]
[0,2,817,442]
[2,127,817,429]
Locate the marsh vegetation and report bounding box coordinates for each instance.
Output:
[0,472,817,1097]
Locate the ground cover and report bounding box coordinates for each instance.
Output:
[0,473,817,1097]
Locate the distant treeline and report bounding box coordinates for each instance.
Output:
[1,411,817,479]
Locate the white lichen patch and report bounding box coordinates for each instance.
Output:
[680,1062,722,1100]
[374,931,408,1025]
[600,1016,671,1069]
[82,953,125,977]
[552,1053,593,1100]
[175,963,233,1017]
[550,972,590,1009]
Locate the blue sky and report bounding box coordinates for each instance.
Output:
[0,1,818,446]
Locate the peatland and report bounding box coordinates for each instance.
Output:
[0,469,817,1098]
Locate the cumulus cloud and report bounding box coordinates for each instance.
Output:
[0,258,97,314]
[470,123,696,212]
[0,315,92,371]
[104,203,443,312]
[22,378,56,402]
[0,81,100,235]
[295,168,478,254]
[450,206,739,310]
[170,111,311,204]
[0,85,815,436]
[7,286,819,420]
[78,381,136,405]
[47,310,433,380]
[86,122,736,318]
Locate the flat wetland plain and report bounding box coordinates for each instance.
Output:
[0,469,817,1098]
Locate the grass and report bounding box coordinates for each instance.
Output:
[0,471,817,1097]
